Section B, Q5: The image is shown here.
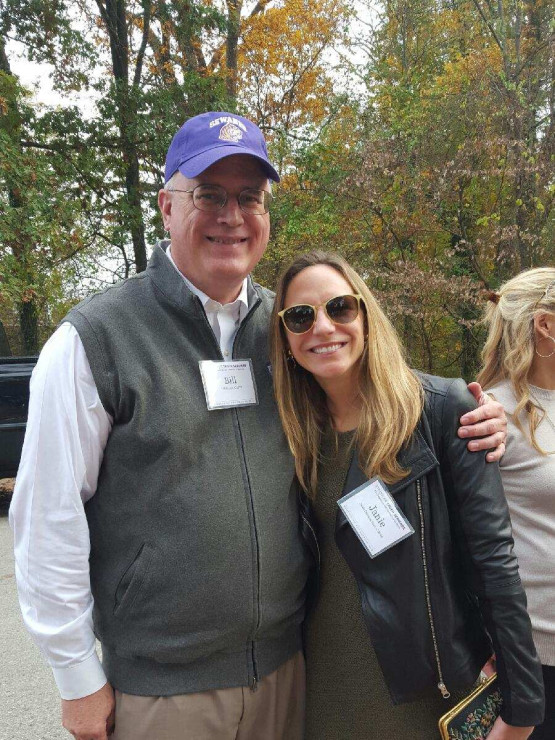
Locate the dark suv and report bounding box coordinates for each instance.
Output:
[0,357,37,478]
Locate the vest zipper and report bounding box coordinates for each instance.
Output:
[195,293,263,690]
[193,297,224,359]
[195,296,262,692]
[250,642,259,692]
[192,290,262,359]
[233,409,261,691]
[232,295,262,355]
[416,478,451,699]
[232,296,263,693]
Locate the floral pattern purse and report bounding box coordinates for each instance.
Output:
[438,673,502,739]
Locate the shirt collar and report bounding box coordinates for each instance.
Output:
[165,245,251,317]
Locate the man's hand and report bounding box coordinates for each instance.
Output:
[486,717,534,739]
[459,382,507,462]
[481,655,496,678]
[61,682,115,740]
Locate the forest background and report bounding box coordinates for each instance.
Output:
[1,0,553,379]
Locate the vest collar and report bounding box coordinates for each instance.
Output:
[147,241,262,316]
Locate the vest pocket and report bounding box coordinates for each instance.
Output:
[113,543,153,617]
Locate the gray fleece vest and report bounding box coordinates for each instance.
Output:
[65,244,309,696]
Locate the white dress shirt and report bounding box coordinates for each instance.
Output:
[9,250,254,699]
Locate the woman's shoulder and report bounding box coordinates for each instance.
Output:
[417,372,465,395]
[486,379,517,413]
[414,373,478,455]
[416,372,474,415]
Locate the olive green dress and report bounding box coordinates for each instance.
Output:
[305,428,453,739]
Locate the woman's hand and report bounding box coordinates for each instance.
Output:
[458,382,507,462]
[486,717,534,739]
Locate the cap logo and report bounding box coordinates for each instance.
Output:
[218,122,243,142]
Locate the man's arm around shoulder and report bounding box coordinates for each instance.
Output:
[459,381,507,462]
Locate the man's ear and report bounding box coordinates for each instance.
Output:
[158,189,172,230]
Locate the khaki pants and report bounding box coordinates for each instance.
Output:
[111,651,305,740]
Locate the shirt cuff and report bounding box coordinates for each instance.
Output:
[53,652,107,700]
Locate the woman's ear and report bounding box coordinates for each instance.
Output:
[534,311,554,340]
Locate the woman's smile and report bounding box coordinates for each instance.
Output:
[309,342,347,355]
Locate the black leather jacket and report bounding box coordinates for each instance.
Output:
[299,374,544,727]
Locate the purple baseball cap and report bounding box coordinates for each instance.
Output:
[164,112,280,183]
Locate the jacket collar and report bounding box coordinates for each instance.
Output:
[342,424,439,498]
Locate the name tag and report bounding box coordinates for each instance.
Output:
[199,360,258,410]
[338,477,414,558]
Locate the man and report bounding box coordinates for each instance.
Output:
[10,112,506,740]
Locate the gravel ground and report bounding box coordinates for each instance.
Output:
[0,484,68,740]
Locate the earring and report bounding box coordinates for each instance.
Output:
[535,335,555,358]
[286,349,297,368]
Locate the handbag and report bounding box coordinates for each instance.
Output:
[438,673,503,739]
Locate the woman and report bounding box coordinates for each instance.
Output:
[477,268,555,740]
[269,251,544,739]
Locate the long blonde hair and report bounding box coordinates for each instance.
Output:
[477,267,555,455]
[270,251,423,497]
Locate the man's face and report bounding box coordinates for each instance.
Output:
[158,154,271,303]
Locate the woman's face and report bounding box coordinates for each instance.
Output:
[282,264,366,387]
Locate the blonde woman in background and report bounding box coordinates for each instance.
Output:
[478,267,555,740]
[270,251,544,740]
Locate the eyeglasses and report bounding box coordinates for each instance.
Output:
[278,294,363,335]
[167,184,272,215]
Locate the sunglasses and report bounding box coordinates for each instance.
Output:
[278,294,363,335]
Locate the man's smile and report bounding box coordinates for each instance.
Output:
[206,236,248,245]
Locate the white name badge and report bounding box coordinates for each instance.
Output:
[199,360,258,410]
[338,477,414,558]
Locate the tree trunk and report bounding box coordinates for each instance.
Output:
[0,34,40,353]
[98,0,148,272]
[0,320,12,357]
[123,123,148,272]
[460,321,480,382]
[19,300,39,354]
[225,0,241,101]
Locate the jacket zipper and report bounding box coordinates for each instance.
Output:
[416,478,451,699]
